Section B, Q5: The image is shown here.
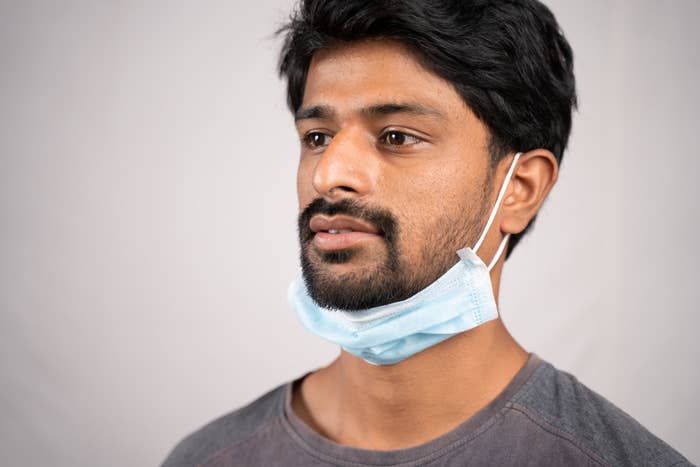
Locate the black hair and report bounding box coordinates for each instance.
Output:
[278,0,577,258]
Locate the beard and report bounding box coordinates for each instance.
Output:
[298,178,493,311]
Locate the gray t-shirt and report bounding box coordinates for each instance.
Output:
[161,354,692,466]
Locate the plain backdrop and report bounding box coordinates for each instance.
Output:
[1,1,698,466]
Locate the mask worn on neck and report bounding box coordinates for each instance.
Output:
[288,152,522,365]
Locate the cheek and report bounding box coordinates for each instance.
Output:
[393,166,470,220]
[296,158,316,209]
[388,168,477,250]
[387,187,445,248]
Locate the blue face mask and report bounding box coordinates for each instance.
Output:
[288,153,522,366]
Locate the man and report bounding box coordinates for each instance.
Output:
[162,0,692,465]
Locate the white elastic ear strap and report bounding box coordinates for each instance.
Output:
[473,152,522,259]
[487,234,510,271]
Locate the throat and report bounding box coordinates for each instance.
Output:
[290,320,529,450]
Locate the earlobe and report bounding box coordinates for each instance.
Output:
[500,149,559,235]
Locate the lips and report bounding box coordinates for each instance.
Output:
[309,215,381,251]
[310,215,380,235]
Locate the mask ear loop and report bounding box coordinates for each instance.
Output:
[487,234,510,271]
[472,152,522,265]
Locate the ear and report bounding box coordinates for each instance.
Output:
[500,149,559,235]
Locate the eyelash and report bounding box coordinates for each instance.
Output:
[378,130,423,147]
[301,130,423,150]
[302,132,332,149]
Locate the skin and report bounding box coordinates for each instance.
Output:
[292,40,559,450]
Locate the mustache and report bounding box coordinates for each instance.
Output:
[297,198,399,245]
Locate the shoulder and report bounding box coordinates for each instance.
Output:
[160,383,288,467]
[508,358,691,467]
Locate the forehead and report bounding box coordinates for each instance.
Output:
[302,40,468,118]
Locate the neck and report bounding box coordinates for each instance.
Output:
[292,318,528,450]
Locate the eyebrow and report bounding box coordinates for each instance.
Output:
[294,102,445,122]
[295,105,334,121]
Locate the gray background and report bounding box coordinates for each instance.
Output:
[1,1,698,466]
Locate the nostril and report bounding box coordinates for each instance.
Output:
[326,185,357,197]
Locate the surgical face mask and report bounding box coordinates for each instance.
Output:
[288,153,522,365]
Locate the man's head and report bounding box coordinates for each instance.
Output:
[279,0,576,310]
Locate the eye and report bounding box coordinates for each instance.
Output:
[303,131,332,149]
[379,130,422,147]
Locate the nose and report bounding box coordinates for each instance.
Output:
[311,126,378,201]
